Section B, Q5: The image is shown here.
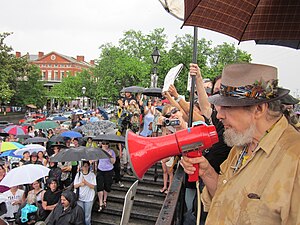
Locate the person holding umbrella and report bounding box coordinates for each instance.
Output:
[96,142,116,212]
[73,161,96,225]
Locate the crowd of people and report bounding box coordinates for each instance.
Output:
[0,110,128,225]
[1,61,300,225]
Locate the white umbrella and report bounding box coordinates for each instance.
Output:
[158,0,184,20]
[14,144,46,156]
[0,164,50,187]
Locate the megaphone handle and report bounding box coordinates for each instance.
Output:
[188,163,199,182]
[186,150,202,182]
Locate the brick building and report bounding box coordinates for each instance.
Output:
[16,51,94,88]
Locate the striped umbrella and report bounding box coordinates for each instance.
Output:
[0,150,22,158]
[0,142,24,152]
[4,125,26,136]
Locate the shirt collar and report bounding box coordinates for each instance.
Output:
[257,116,288,155]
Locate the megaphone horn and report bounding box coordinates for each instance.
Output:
[125,125,218,180]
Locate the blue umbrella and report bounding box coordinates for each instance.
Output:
[60,131,83,138]
[0,150,22,158]
[156,106,163,112]
[97,107,109,120]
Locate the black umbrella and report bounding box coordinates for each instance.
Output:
[142,88,162,97]
[0,128,8,137]
[49,146,111,162]
[49,135,65,143]
[93,133,125,143]
[24,137,48,144]
[121,86,145,93]
[16,134,31,139]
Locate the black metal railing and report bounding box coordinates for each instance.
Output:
[155,165,185,225]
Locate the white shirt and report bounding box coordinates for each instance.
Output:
[1,189,24,219]
[74,171,96,202]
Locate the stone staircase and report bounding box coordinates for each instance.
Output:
[92,163,166,225]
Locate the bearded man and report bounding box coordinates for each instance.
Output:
[181,63,300,225]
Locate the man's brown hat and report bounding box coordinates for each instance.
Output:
[208,63,289,106]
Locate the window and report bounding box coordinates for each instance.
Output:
[50,54,56,60]
[60,71,65,78]
[42,71,46,80]
[48,70,52,80]
[54,71,59,81]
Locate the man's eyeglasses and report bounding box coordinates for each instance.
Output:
[164,108,179,118]
[102,142,109,145]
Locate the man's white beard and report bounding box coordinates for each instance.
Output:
[223,124,256,147]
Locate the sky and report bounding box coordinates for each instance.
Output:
[1,0,300,97]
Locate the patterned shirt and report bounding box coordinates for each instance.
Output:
[202,116,300,225]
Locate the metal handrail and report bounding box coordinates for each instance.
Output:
[155,165,185,225]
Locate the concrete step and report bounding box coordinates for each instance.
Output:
[92,212,155,225]
[92,164,167,225]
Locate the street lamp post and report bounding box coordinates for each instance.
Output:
[82,86,86,109]
[151,47,160,88]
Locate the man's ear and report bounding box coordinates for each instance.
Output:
[254,103,268,118]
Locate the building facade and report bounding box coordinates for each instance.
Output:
[16,51,94,88]
[15,51,95,110]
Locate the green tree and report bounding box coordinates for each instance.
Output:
[0,32,28,105]
[209,42,252,77]
[168,34,213,96]
[93,44,150,103]
[92,29,252,103]
[49,69,94,101]
[13,65,47,108]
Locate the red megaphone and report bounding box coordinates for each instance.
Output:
[125,125,218,180]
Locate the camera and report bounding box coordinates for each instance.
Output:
[163,118,180,127]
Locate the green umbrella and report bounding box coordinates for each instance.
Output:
[35,121,59,130]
